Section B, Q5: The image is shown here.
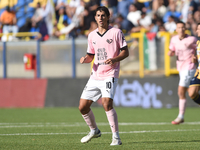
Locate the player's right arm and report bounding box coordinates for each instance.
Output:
[80,53,94,64]
[168,36,176,57]
[168,50,175,56]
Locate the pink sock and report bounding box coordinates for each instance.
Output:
[82,110,97,130]
[179,99,186,117]
[105,108,119,133]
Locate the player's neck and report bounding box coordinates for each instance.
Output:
[179,34,186,40]
[98,25,109,35]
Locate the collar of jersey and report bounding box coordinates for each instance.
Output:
[96,26,112,37]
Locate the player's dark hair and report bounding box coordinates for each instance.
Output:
[95,6,110,17]
[176,20,185,26]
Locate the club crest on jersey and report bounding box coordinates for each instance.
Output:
[106,39,113,44]
[93,41,96,44]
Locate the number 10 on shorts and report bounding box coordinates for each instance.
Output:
[106,82,111,89]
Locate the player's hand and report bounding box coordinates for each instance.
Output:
[80,56,86,64]
[104,58,116,65]
[168,50,175,56]
[191,55,197,63]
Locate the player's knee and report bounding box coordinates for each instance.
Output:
[102,99,113,111]
[78,105,85,114]
[79,105,90,114]
[188,90,197,99]
[188,90,200,104]
[178,91,184,98]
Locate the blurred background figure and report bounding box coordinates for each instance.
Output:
[127,3,141,28]
[54,0,85,39]
[117,0,133,33]
[164,16,177,33]
[0,6,18,41]
[130,11,152,32]
[107,0,118,17]
[31,2,44,30]
[163,4,181,23]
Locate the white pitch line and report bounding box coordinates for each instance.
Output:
[0,129,200,136]
[0,122,200,128]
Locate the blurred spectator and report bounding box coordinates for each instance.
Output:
[81,5,95,32]
[133,0,146,12]
[57,6,71,31]
[30,21,40,39]
[181,0,191,22]
[80,0,100,35]
[118,0,133,32]
[175,0,184,12]
[2,0,200,42]
[0,6,18,41]
[86,0,101,16]
[42,0,56,37]
[193,10,200,23]
[163,4,181,23]
[150,14,165,32]
[111,14,123,29]
[53,20,68,39]
[31,2,44,29]
[107,0,118,17]
[84,21,97,36]
[152,0,167,18]
[164,16,176,33]
[191,22,198,36]
[138,12,152,28]
[118,0,131,19]
[127,3,141,27]
[130,11,152,32]
[189,0,198,14]
[108,8,115,25]
[66,0,81,18]
[55,0,66,18]
[18,18,32,33]
[55,0,85,38]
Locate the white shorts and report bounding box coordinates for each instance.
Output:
[179,69,196,87]
[80,77,118,102]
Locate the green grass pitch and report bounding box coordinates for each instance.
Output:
[0,107,199,150]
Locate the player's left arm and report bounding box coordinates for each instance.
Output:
[191,37,198,63]
[104,46,129,65]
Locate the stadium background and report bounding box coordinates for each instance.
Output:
[0,0,199,108]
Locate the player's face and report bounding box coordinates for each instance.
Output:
[176,23,185,36]
[95,10,109,28]
[196,24,200,37]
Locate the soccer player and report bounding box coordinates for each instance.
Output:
[79,6,129,145]
[188,23,200,105]
[168,21,197,125]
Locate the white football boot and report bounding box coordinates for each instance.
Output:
[81,129,101,143]
[110,137,122,146]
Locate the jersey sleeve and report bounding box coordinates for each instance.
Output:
[117,30,127,50]
[86,33,95,54]
[169,37,175,51]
